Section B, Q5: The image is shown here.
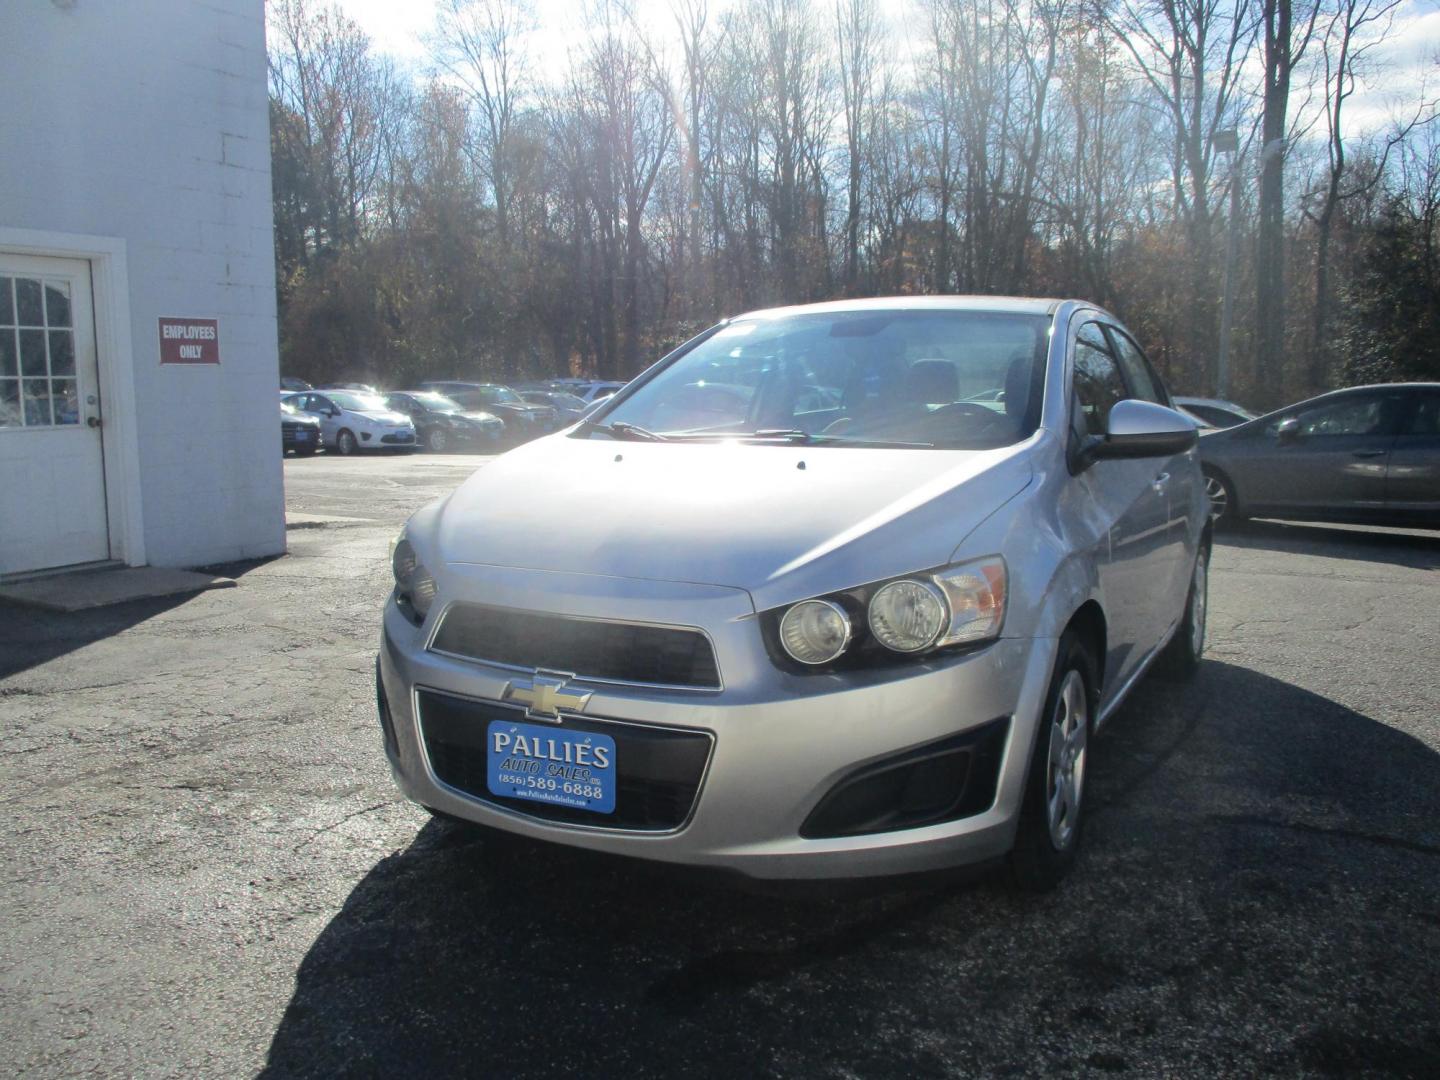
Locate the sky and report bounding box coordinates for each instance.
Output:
[319,0,1440,136]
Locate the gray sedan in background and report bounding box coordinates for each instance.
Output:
[378,297,1207,889]
[1198,383,1440,527]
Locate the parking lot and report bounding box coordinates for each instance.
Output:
[2,450,1438,1077]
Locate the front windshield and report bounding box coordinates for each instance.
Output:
[329,391,388,412]
[409,392,463,413]
[480,386,523,405]
[595,309,1050,449]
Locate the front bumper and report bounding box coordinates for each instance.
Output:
[377,566,1058,880]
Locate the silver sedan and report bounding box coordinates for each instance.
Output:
[377,297,1208,889]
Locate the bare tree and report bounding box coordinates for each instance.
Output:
[835,0,879,292]
[433,0,533,249]
[1110,0,1257,392]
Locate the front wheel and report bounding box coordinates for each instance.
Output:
[335,429,358,456]
[427,427,448,453]
[1009,632,1095,892]
[1203,468,1237,525]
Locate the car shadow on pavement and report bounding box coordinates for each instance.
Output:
[260,661,1440,1078]
[1218,519,1440,570]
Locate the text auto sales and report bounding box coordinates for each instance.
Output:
[492,729,611,779]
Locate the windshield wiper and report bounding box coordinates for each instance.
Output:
[586,421,667,442]
[747,428,828,443]
[744,429,935,448]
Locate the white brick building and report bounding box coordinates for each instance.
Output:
[0,0,283,576]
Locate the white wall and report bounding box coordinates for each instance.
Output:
[0,0,284,568]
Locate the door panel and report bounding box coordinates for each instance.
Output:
[0,254,109,575]
[1232,394,1401,515]
[1070,323,1171,693]
[1386,392,1440,516]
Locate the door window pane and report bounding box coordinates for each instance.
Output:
[19,328,46,376]
[1073,339,1127,436]
[1404,396,1440,435]
[22,378,52,425]
[51,379,79,425]
[0,277,12,325]
[0,379,18,427]
[49,330,75,376]
[1108,328,1165,404]
[44,281,72,327]
[15,278,43,326]
[1284,397,1389,437]
[0,329,15,377]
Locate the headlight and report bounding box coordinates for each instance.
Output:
[778,598,852,665]
[868,579,947,652]
[932,557,1007,646]
[390,534,437,623]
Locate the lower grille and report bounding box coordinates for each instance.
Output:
[430,605,721,689]
[380,432,415,444]
[418,689,711,831]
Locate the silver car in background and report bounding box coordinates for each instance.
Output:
[377,298,1208,889]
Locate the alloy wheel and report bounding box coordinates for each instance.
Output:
[429,428,447,452]
[1046,669,1089,851]
[337,430,356,455]
[1204,474,1229,521]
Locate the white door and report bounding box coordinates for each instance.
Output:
[0,253,110,575]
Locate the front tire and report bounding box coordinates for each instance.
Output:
[1009,632,1095,892]
[426,427,448,453]
[335,429,357,456]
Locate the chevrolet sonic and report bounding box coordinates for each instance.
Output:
[377,297,1208,889]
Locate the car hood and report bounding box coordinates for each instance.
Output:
[353,410,411,424]
[427,435,1034,608]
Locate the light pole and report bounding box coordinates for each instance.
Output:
[1212,128,1240,399]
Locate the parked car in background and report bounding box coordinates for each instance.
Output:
[425,382,558,443]
[1174,396,1257,430]
[379,297,1208,889]
[519,389,588,424]
[1198,383,1440,527]
[280,398,321,456]
[317,381,383,394]
[577,380,626,403]
[384,391,505,453]
[285,390,416,455]
[280,376,312,393]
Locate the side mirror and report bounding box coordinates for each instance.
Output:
[1275,416,1301,443]
[1087,399,1199,462]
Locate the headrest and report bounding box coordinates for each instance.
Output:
[906,359,958,405]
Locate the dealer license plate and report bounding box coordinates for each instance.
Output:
[486,719,616,814]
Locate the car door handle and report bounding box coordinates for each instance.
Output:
[1152,472,1170,492]
[1351,449,1386,459]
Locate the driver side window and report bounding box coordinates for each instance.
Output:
[1072,326,1126,437]
[1270,396,1386,437]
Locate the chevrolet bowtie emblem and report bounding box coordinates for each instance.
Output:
[502,672,592,720]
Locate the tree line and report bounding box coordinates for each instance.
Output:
[268,0,1440,407]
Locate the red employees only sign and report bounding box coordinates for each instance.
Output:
[158,317,220,365]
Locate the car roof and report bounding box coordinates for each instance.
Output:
[731,295,1064,321]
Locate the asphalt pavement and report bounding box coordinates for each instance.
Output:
[2,449,1438,1078]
